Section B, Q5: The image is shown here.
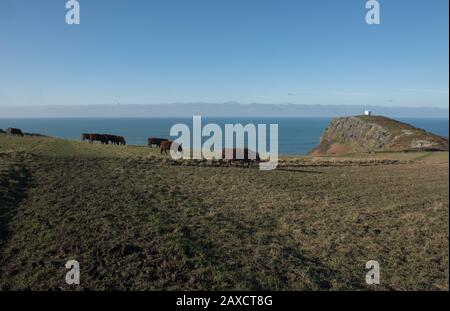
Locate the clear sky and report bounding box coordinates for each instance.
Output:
[0,0,448,107]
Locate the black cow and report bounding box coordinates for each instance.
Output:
[6,128,24,137]
[106,135,126,145]
[81,133,90,141]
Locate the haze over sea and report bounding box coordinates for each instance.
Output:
[0,117,448,155]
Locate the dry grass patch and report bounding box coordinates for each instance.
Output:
[0,134,448,290]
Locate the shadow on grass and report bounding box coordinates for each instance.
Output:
[146,192,360,290]
[0,163,29,247]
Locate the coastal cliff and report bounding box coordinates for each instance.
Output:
[309,115,449,155]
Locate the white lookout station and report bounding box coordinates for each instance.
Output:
[364,110,372,116]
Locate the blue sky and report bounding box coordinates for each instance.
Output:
[0,0,448,107]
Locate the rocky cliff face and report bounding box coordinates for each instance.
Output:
[309,115,449,156]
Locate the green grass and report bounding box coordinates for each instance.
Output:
[0,155,28,249]
[0,134,160,159]
[355,115,415,134]
[355,115,448,151]
[0,133,448,290]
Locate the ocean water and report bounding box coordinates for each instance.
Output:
[0,117,448,155]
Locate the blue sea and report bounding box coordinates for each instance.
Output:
[0,117,448,155]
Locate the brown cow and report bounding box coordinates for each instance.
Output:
[6,128,24,137]
[148,137,168,147]
[160,141,182,155]
[221,148,260,167]
[88,134,108,144]
[82,133,98,143]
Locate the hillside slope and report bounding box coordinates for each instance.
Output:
[310,115,449,156]
[0,134,448,290]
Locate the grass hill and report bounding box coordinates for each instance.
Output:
[310,115,449,156]
[0,133,448,290]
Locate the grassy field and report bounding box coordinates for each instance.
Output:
[0,134,448,290]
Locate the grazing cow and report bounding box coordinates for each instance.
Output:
[104,134,117,145]
[148,137,169,148]
[160,140,182,155]
[221,148,260,167]
[81,133,126,145]
[88,133,108,144]
[116,136,126,145]
[108,135,126,145]
[81,133,90,141]
[6,128,24,137]
[82,133,97,143]
[99,134,111,144]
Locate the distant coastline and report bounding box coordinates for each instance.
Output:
[1,117,447,155]
[0,103,448,118]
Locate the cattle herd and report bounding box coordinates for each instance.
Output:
[5,128,24,136]
[81,133,126,145]
[2,128,261,166]
[81,134,182,154]
[81,134,259,164]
